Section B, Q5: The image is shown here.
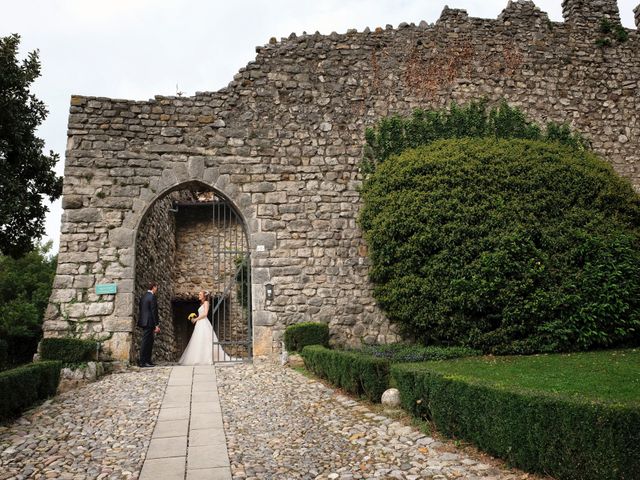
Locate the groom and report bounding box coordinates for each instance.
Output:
[138,282,161,367]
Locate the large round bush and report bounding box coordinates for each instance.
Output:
[360,137,640,353]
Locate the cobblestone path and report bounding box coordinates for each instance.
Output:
[0,367,171,480]
[217,363,540,480]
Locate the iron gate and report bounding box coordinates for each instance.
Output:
[210,194,251,362]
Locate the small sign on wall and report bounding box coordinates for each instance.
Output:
[256,245,266,252]
[96,283,117,295]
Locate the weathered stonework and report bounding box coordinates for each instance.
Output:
[45,0,640,362]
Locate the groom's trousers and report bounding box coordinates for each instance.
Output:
[139,326,155,365]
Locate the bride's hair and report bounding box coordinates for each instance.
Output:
[200,290,211,303]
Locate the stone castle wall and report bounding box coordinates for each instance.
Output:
[44,0,640,361]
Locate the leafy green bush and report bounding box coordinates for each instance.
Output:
[0,243,57,365]
[362,100,586,175]
[40,337,98,362]
[360,137,640,353]
[284,322,329,353]
[301,345,389,402]
[392,363,640,480]
[0,361,62,421]
[357,344,480,363]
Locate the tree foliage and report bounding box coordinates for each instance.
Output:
[0,242,57,364]
[360,104,640,354]
[0,34,62,258]
[362,100,587,175]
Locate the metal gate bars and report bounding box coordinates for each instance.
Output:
[210,194,251,362]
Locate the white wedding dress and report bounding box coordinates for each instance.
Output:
[179,304,237,364]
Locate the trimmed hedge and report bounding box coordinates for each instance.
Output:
[0,361,62,421]
[357,344,480,363]
[40,337,97,362]
[391,363,640,480]
[300,345,389,402]
[284,322,329,353]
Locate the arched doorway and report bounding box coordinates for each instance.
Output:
[133,182,252,364]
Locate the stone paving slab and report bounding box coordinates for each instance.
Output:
[146,436,187,459]
[158,406,190,421]
[139,456,185,480]
[187,466,233,480]
[189,428,228,447]
[188,444,230,469]
[152,419,189,438]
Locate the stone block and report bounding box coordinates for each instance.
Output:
[87,301,114,316]
[188,157,205,179]
[253,310,276,326]
[43,320,70,331]
[114,293,134,316]
[103,316,133,332]
[73,274,95,289]
[53,275,74,289]
[65,302,86,319]
[62,195,84,209]
[65,208,101,223]
[102,332,131,361]
[251,232,276,250]
[109,227,134,248]
[253,325,272,357]
[50,288,78,303]
[58,252,99,264]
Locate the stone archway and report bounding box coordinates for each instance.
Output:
[132,181,254,364]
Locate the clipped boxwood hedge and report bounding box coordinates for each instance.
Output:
[357,343,480,363]
[0,361,62,421]
[300,345,389,402]
[391,363,640,480]
[40,337,97,362]
[284,322,329,353]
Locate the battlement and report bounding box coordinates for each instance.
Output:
[562,0,620,28]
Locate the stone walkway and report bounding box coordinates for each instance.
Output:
[217,363,540,480]
[139,365,231,480]
[1,363,544,480]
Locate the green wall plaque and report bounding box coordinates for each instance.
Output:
[95,283,117,295]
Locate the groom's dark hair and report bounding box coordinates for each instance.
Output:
[148,281,158,290]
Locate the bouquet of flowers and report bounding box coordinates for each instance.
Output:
[188,313,197,322]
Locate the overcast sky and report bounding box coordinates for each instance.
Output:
[1,0,637,253]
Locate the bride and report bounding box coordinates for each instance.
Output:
[179,290,237,364]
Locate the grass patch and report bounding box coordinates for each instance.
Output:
[414,348,639,405]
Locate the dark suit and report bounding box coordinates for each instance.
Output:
[138,291,159,365]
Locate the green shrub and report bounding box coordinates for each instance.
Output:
[0,361,62,421]
[392,363,640,480]
[300,345,389,402]
[40,337,97,362]
[0,243,57,365]
[362,100,586,174]
[284,322,329,353]
[357,344,480,363]
[360,137,640,353]
[0,338,7,370]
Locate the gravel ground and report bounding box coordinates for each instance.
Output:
[217,363,540,480]
[0,367,171,480]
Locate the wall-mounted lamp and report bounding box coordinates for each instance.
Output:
[265,283,274,301]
